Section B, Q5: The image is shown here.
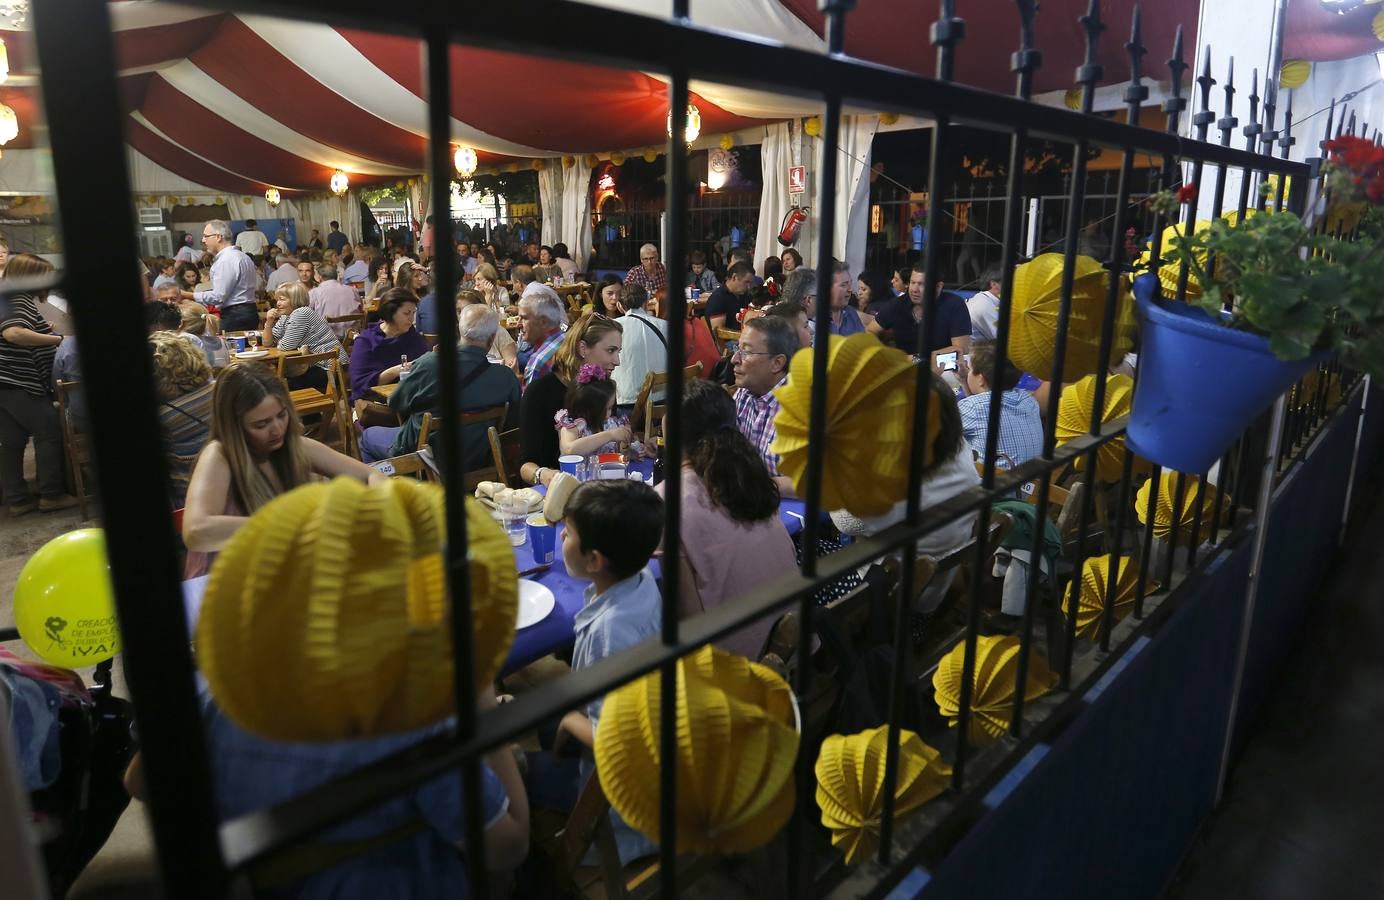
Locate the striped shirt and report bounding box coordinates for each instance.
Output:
[0,292,57,397]
[271,307,347,369]
[158,381,214,507]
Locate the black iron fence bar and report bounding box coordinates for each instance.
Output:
[1206,58,1240,542]
[33,1,228,896]
[1257,79,1280,212]
[421,28,491,900]
[213,414,1134,870]
[1236,69,1263,223]
[1087,8,1149,661]
[880,0,965,856]
[1133,460,1161,617]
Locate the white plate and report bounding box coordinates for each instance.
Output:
[234,350,269,359]
[516,580,556,630]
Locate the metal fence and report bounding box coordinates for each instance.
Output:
[25,0,1356,898]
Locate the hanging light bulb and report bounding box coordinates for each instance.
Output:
[666,103,702,146]
[453,146,478,178]
[330,170,349,196]
[0,39,9,86]
[0,102,18,147]
[264,188,281,208]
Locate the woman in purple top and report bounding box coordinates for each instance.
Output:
[349,288,430,426]
[653,379,797,659]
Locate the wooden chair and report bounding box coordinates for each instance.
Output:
[326,312,367,351]
[54,380,94,520]
[713,326,741,357]
[630,362,703,439]
[417,405,509,490]
[367,452,434,482]
[275,347,339,382]
[285,359,350,453]
[487,426,523,488]
[331,360,359,459]
[422,332,439,349]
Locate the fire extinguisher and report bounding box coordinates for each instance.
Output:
[777,205,809,247]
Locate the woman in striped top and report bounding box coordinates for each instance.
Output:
[262,281,346,392]
[0,253,79,515]
[148,330,214,507]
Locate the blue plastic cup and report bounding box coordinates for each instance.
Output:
[558,454,583,478]
[527,514,555,564]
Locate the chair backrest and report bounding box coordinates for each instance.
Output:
[368,452,435,482]
[422,333,439,348]
[638,363,705,444]
[713,327,741,356]
[331,361,358,458]
[488,426,523,488]
[629,370,664,433]
[419,403,509,469]
[275,348,339,378]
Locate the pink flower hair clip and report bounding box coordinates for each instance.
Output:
[577,363,608,384]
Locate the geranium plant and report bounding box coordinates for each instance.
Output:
[1149,136,1384,377]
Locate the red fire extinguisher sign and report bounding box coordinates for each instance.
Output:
[788,165,806,196]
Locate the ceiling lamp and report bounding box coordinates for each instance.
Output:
[0,39,8,86]
[453,146,478,178]
[329,169,349,197]
[667,103,702,146]
[264,188,281,208]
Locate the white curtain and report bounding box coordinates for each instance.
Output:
[538,162,563,254]
[561,157,594,272]
[294,192,362,244]
[832,115,880,277]
[755,122,815,273]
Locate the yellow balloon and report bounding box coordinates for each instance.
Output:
[13,529,120,668]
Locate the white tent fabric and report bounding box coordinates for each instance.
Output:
[755,122,814,274]
[561,156,595,272]
[538,163,564,258]
[834,115,880,277]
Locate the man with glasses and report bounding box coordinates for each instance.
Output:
[182,219,260,331]
[732,315,799,498]
[623,243,668,303]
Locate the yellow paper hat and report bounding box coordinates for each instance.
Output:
[1062,554,1151,641]
[814,726,950,865]
[1134,471,1223,544]
[771,332,929,517]
[1009,253,1130,381]
[1054,374,1151,482]
[1135,221,1211,301]
[932,635,1057,743]
[594,646,799,855]
[196,478,518,741]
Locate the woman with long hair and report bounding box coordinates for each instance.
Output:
[182,364,384,575]
[178,301,225,365]
[593,273,623,317]
[394,260,429,296]
[364,257,394,307]
[472,262,510,310]
[0,253,78,514]
[176,261,202,293]
[518,311,623,486]
[349,287,429,426]
[655,379,796,658]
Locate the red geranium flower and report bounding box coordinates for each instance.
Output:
[1175,183,1198,204]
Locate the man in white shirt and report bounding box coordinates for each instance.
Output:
[174,234,203,264]
[273,230,290,254]
[341,244,370,285]
[457,241,479,276]
[966,268,1003,343]
[265,255,299,292]
[184,219,260,331]
[612,283,667,407]
[309,263,362,338]
[234,219,270,258]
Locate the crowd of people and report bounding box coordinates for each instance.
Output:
[1,216,1071,896]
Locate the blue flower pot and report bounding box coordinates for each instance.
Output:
[1126,274,1318,474]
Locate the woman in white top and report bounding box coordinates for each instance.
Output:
[831,373,980,615]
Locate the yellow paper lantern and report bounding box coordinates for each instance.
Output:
[582,153,598,168]
[609,151,626,166]
[595,646,799,854]
[562,155,576,169]
[1009,253,1131,381]
[196,478,517,741]
[803,116,822,137]
[1134,471,1223,544]
[815,726,950,864]
[643,148,659,163]
[719,134,734,151]
[1064,88,1082,110]
[933,635,1057,743]
[1062,554,1151,641]
[1374,7,1384,40]
[1279,59,1312,90]
[1054,374,1150,482]
[771,333,927,517]
[532,159,546,171]
[879,112,900,126]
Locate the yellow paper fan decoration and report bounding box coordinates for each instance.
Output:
[932,635,1057,743]
[562,155,576,169]
[532,158,546,171]
[1278,59,1311,90]
[1134,471,1223,544]
[1062,554,1150,641]
[643,148,659,163]
[770,333,928,517]
[610,151,626,166]
[1054,374,1150,482]
[815,726,950,865]
[1009,253,1130,381]
[879,112,900,126]
[1374,7,1384,40]
[1134,221,1214,301]
[719,134,735,151]
[585,153,600,168]
[803,116,822,137]
[215,195,226,206]
[1064,87,1082,110]
[196,478,517,742]
[595,646,799,855]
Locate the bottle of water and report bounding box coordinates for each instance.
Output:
[399,353,412,378]
[211,336,230,369]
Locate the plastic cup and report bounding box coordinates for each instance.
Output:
[233,336,247,353]
[527,514,556,564]
[558,454,584,478]
[493,503,528,547]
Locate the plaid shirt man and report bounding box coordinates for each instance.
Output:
[734,377,788,476]
[523,329,564,390]
[624,261,668,298]
[957,388,1044,467]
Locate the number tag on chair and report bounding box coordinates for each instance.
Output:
[1020,481,1036,496]
[371,461,396,476]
